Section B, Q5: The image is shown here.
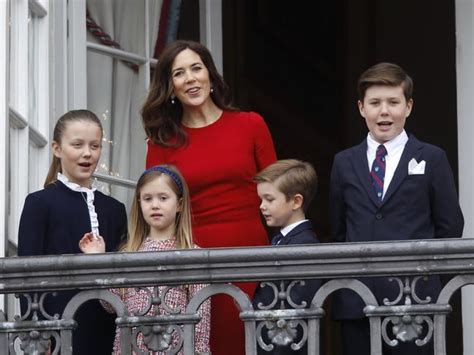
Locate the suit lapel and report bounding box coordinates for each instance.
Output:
[382,135,423,204]
[351,140,381,207]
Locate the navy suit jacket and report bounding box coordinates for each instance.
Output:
[329,134,464,319]
[253,220,322,355]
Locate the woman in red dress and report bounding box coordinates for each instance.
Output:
[142,40,277,354]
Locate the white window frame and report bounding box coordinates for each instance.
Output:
[8,0,50,254]
[0,0,9,263]
[5,0,50,319]
[456,0,474,352]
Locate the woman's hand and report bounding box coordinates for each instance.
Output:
[79,232,106,253]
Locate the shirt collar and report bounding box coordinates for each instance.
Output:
[367,130,408,156]
[280,219,308,236]
[57,172,97,193]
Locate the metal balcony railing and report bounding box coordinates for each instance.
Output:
[1,238,473,354]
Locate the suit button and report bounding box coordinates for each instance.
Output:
[375,213,383,220]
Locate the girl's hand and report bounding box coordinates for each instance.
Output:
[79,232,106,253]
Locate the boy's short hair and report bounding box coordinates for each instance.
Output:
[357,62,413,102]
[254,159,317,212]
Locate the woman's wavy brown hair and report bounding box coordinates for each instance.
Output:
[141,40,237,148]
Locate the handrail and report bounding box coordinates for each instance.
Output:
[4,238,474,292]
[3,238,473,355]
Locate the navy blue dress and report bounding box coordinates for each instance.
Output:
[18,180,127,355]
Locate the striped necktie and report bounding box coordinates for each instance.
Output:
[370,144,387,202]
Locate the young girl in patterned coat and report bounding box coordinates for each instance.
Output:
[79,164,211,354]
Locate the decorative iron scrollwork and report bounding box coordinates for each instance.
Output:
[255,280,307,310]
[255,280,310,352]
[383,276,431,307]
[411,276,432,304]
[379,276,435,348]
[15,330,59,355]
[257,318,307,352]
[15,292,60,321]
[11,292,62,354]
[125,285,189,353]
[133,324,183,354]
[382,315,433,347]
[383,277,405,306]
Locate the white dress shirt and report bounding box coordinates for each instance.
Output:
[57,172,100,236]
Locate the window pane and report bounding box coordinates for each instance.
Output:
[28,142,39,192]
[86,0,149,57]
[87,50,146,208]
[84,0,163,208]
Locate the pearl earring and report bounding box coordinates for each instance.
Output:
[210,88,214,93]
[171,97,175,104]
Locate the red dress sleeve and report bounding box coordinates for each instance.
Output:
[145,139,166,169]
[251,112,277,170]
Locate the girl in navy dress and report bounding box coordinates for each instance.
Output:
[18,109,127,354]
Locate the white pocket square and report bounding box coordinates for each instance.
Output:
[408,158,426,175]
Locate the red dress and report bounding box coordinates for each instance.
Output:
[146,111,277,355]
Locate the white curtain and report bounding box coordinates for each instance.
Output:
[86,0,162,210]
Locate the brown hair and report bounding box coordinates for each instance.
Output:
[254,159,318,212]
[141,40,237,148]
[122,164,193,252]
[357,62,413,101]
[44,109,103,187]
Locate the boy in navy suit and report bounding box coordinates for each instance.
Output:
[253,159,321,354]
[330,62,464,355]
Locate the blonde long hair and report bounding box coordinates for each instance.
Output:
[44,110,103,187]
[122,164,193,251]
